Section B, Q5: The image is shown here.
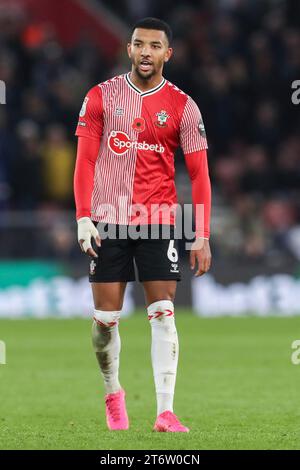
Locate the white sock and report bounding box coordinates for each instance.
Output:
[147,300,179,416]
[92,309,121,395]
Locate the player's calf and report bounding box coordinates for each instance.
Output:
[92,309,129,430]
[147,300,179,416]
[92,309,122,394]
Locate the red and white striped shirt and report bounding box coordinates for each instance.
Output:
[75,73,210,235]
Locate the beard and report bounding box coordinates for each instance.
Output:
[131,56,163,81]
[134,64,156,81]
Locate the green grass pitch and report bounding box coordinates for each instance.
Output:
[0,312,300,450]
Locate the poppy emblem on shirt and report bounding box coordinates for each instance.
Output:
[132,117,145,132]
[155,110,170,128]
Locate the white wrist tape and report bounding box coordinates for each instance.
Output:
[77,217,99,253]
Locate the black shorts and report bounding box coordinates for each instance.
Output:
[88,224,181,283]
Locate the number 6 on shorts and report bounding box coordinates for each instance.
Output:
[167,240,178,263]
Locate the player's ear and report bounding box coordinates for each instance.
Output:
[127,43,132,58]
[164,48,173,63]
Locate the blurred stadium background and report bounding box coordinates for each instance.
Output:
[0,0,300,318]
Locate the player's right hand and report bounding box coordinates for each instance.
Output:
[190,238,211,276]
[77,217,101,257]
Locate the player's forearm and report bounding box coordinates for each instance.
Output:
[185,149,211,239]
[74,136,100,220]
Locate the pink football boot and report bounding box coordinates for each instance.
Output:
[105,389,129,430]
[153,411,190,432]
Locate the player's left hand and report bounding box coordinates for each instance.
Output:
[190,238,211,276]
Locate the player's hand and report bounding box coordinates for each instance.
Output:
[190,238,211,276]
[77,217,101,257]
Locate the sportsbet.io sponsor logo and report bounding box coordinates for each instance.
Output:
[108,130,165,156]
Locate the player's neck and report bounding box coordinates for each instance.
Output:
[129,70,164,92]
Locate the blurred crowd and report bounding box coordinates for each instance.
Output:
[0,0,300,263]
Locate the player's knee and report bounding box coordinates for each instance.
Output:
[164,292,176,303]
[147,289,176,305]
[92,310,120,352]
[93,309,120,328]
[147,300,176,329]
[94,300,123,311]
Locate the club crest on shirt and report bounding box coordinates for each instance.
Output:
[90,259,96,275]
[132,117,145,132]
[155,110,170,128]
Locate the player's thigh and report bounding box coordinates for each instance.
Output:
[134,225,181,285]
[91,282,127,311]
[89,235,135,284]
[142,280,177,307]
